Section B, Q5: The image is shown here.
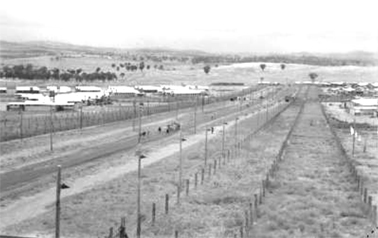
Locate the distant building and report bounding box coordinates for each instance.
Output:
[15,86,40,94]
[346,98,378,116]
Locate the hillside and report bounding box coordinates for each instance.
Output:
[1,41,376,66]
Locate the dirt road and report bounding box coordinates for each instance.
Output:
[251,87,372,237]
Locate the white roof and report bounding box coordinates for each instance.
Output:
[352,98,378,107]
[136,85,160,91]
[76,86,102,92]
[108,86,139,94]
[0,87,6,90]
[16,86,40,91]
[47,86,72,93]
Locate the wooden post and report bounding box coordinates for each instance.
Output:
[108,227,113,238]
[352,119,356,156]
[194,173,198,189]
[152,202,156,226]
[244,210,249,236]
[208,164,212,178]
[262,180,265,197]
[254,194,258,218]
[165,194,169,214]
[259,188,263,204]
[119,217,126,238]
[373,205,377,225]
[201,168,205,184]
[186,179,189,196]
[214,160,217,175]
[177,185,180,205]
[240,225,244,238]
[249,203,253,226]
[55,165,62,238]
[364,188,368,203]
[174,230,179,238]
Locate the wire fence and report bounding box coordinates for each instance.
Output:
[0,87,262,142]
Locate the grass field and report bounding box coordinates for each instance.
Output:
[1,58,377,238]
[1,58,377,89]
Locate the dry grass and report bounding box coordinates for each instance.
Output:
[1,91,297,237]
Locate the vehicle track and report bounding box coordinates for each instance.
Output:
[250,86,372,237]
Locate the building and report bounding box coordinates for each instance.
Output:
[15,86,40,94]
[347,98,378,116]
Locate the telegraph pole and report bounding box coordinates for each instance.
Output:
[194,96,197,134]
[50,105,53,151]
[352,119,356,156]
[55,165,61,238]
[205,127,208,166]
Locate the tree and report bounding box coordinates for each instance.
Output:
[146,65,150,70]
[309,72,318,83]
[111,63,116,68]
[96,67,101,73]
[280,64,285,70]
[260,64,266,71]
[139,62,145,71]
[203,65,211,74]
[120,72,125,79]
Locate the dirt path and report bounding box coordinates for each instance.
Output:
[251,88,372,237]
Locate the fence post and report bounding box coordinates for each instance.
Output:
[108,227,113,238]
[186,179,189,196]
[244,210,249,237]
[214,160,217,175]
[249,202,253,226]
[201,168,205,184]
[194,173,198,189]
[240,225,244,238]
[152,203,156,226]
[165,194,169,214]
[262,180,265,197]
[119,217,126,238]
[208,164,212,178]
[364,188,368,203]
[174,230,178,238]
[254,194,258,218]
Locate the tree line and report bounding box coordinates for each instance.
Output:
[0,64,117,82]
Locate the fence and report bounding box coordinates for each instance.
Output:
[101,89,296,238]
[0,86,270,142]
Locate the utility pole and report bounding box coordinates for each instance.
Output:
[19,108,23,140]
[178,129,185,205]
[205,127,208,166]
[55,165,62,238]
[138,104,142,143]
[132,98,136,132]
[352,119,356,156]
[176,100,179,120]
[50,105,53,151]
[136,154,146,238]
[235,117,238,157]
[222,122,227,159]
[194,96,197,134]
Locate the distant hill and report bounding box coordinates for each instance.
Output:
[0,40,376,66]
[0,40,209,59]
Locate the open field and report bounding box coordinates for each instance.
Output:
[1,59,377,90]
[1,59,377,238]
[0,85,297,237]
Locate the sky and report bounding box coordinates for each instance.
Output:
[0,0,377,54]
